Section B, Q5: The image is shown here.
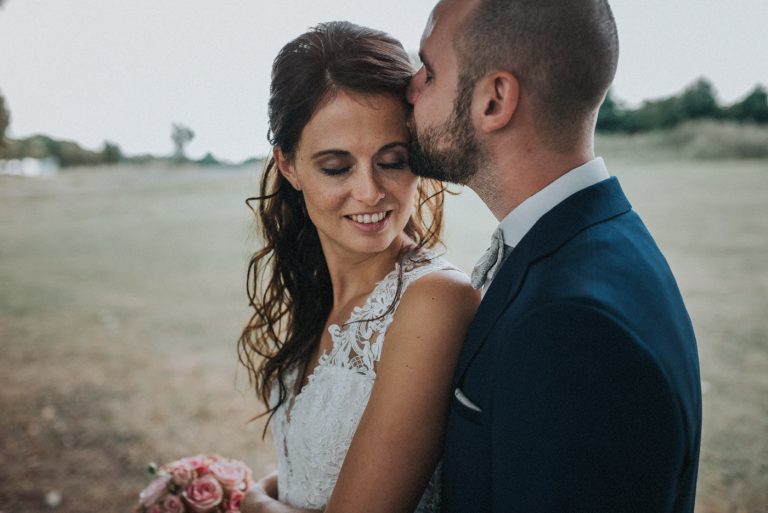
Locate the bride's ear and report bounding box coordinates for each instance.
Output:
[274,147,301,191]
[472,71,519,133]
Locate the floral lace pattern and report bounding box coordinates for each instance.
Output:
[270,250,456,512]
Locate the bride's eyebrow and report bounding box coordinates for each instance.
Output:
[377,142,408,153]
[311,149,350,159]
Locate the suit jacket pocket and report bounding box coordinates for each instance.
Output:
[451,387,485,425]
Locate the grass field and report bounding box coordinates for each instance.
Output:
[1,150,767,512]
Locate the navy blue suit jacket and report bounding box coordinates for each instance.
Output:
[442,177,702,513]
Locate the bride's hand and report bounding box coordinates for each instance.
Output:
[242,470,279,513]
[242,471,321,513]
[255,470,278,499]
[241,485,268,513]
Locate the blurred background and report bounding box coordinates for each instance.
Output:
[1,1,766,512]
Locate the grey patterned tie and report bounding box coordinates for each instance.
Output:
[471,227,511,290]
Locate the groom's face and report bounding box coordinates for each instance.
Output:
[407,0,484,185]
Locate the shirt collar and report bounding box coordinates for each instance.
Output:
[497,157,610,248]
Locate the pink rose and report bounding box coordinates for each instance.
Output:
[210,460,250,491]
[170,461,197,487]
[182,475,223,513]
[148,506,163,513]
[163,494,186,513]
[225,489,245,511]
[139,475,171,507]
[178,455,211,477]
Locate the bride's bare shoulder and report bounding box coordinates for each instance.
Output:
[385,266,480,351]
[406,266,479,311]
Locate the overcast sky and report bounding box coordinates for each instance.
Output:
[1,0,766,161]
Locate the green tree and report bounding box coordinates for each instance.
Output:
[622,95,684,132]
[171,123,195,161]
[101,141,122,164]
[0,91,10,147]
[680,78,721,120]
[25,135,54,159]
[726,85,768,123]
[596,89,626,132]
[196,152,220,166]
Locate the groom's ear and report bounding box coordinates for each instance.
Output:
[274,147,301,191]
[472,71,519,133]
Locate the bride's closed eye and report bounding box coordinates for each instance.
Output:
[321,161,408,175]
[376,147,410,171]
[320,165,351,176]
[317,156,353,176]
[377,160,409,170]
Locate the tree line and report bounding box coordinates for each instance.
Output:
[2,79,767,167]
[0,93,123,167]
[0,93,220,167]
[597,79,768,133]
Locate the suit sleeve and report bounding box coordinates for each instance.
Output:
[490,302,686,513]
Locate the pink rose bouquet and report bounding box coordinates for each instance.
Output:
[133,453,253,513]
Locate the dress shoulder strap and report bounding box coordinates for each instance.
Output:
[323,249,461,377]
[399,249,460,290]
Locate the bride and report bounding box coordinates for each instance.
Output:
[238,21,479,513]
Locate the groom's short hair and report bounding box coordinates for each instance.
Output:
[455,0,619,150]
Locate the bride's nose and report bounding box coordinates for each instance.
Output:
[351,169,385,205]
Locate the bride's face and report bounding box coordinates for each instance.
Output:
[277,91,418,260]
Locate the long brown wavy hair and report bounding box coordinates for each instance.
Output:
[238,21,447,429]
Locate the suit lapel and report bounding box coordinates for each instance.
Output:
[453,177,632,387]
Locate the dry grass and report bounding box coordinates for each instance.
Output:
[597,121,768,160]
[0,165,274,512]
[0,152,766,512]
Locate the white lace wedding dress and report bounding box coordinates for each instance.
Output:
[270,250,457,512]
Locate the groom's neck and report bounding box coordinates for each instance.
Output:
[470,136,595,222]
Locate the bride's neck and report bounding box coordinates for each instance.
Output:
[323,236,410,309]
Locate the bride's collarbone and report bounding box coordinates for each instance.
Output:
[330,287,377,319]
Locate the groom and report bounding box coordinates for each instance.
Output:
[408,1,702,512]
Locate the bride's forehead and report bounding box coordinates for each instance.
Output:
[297,93,408,154]
[309,91,406,125]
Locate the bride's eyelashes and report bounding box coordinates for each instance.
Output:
[378,160,409,170]
[320,166,351,176]
[377,149,411,171]
[319,160,410,176]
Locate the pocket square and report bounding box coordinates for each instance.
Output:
[454,387,482,412]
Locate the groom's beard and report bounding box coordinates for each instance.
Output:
[408,78,485,185]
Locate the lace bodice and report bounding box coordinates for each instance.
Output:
[270,250,457,512]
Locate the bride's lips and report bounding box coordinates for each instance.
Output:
[344,210,393,233]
